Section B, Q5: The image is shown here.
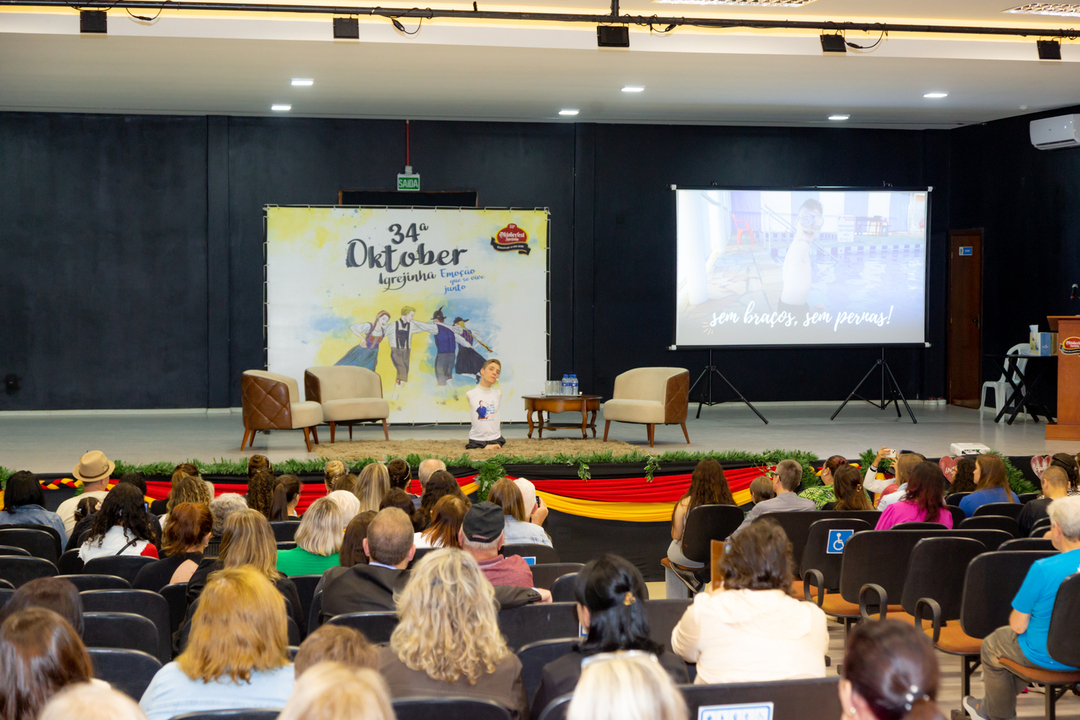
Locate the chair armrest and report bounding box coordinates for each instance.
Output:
[804,568,826,607]
[914,597,943,643]
[859,583,889,621]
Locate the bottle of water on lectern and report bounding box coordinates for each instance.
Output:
[561,374,570,395]
[570,374,579,395]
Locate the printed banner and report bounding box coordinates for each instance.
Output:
[266,207,549,423]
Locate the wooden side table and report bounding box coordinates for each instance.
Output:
[523,395,602,439]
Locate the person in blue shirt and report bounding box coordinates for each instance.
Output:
[959,454,1019,518]
[0,471,68,545]
[963,495,1080,720]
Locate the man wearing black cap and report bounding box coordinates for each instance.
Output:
[459,501,536,589]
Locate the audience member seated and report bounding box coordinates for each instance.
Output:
[205,493,247,557]
[1048,452,1080,496]
[963,496,1080,720]
[799,455,848,508]
[339,511,377,566]
[823,465,874,511]
[379,549,529,720]
[566,654,687,720]
[0,577,84,636]
[748,476,775,506]
[0,608,93,720]
[150,463,200,516]
[387,458,412,492]
[140,566,295,720]
[668,458,737,567]
[416,458,448,510]
[960,454,1019,518]
[875,462,952,530]
[321,507,416,618]
[672,518,828,684]
[134,502,212,591]
[183,509,304,642]
[160,475,212,533]
[331,474,358,493]
[950,457,977,494]
[489,478,552,547]
[460,502,536,589]
[0,470,68,545]
[277,497,346,576]
[279,662,393,720]
[733,459,814,535]
[40,681,149,720]
[57,450,116,535]
[248,453,272,479]
[532,554,687,720]
[326,489,361,520]
[73,496,101,528]
[841,619,946,720]
[877,452,927,510]
[293,625,378,677]
[415,496,467,549]
[323,461,348,494]
[78,483,159,561]
[380,488,423,531]
[1019,466,1070,537]
[862,448,917,501]
[355,462,391,514]
[417,469,470,530]
[248,468,279,520]
[270,474,303,522]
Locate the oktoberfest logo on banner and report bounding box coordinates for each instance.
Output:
[266,206,549,424]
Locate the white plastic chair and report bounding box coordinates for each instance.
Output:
[980,343,1030,416]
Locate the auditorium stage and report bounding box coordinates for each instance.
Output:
[0,401,1072,473]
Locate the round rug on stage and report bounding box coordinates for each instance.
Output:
[314,437,641,462]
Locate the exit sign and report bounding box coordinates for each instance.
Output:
[397,173,420,191]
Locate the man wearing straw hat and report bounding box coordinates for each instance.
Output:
[56,451,115,535]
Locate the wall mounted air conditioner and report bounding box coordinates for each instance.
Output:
[1030,114,1080,150]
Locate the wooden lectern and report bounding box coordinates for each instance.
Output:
[1046,316,1080,440]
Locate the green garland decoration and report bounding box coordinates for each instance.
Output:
[644,456,660,483]
[0,465,10,487]
[475,462,505,502]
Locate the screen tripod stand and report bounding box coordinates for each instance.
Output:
[688,349,768,424]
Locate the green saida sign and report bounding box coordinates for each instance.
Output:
[397,174,420,191]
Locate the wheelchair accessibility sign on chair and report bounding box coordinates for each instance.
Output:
[699,702,773,720]
[827,529,854,555]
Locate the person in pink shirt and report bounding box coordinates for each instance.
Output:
[875,462,953,530]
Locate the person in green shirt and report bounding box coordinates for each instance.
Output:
[799,455,848,509]
[277,497,347,577]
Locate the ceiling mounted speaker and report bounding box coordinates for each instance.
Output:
[820,34,847,53]
[1038,40,1062,60]
[80,10,107,34]
[334,17,360,39]
[597,25,630,48]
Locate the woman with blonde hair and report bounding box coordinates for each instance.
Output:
[380,549,528,719]
[566,654,688,720]
[41,682,149,720]
[487,478,552,547]
[280,662,393,720]
[162,475,213,530]
[327,489,361,520]
[139,567,294,720]
[150,463,202,515]
[323,460,348,493]
[415,495,467,549]
[355,462,390,513]
[277,497,346,576]
[960,454,1019,517]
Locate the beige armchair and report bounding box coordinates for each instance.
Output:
[240,370,324,452]
[304,366,390,443]
[602,367,690,447]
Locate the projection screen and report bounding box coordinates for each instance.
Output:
[674,187,929,347]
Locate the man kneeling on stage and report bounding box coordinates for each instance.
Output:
[466,359,505,450]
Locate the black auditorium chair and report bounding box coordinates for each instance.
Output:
[681,677,842,720]
[800,518,874,603]
[392,697,513,720]
[644,599,692,654]
[409,547,435,567]
[999,537,1055,551]
[1018,492,1040,504]
[0,588,14,606]
[973,502,1025,520]
[327,611,399,644]
[530,563,584,590]
[276,541,297,551]
[160,582,189,636]
[866,536,984,622]
[0,527,60,564]
[892,521,947,530]
[517,638,578,707]
[959,515,1020,537]
[0,556,57,587]
[0,545,31,557]
[87,647,162,700]
[550,573,579,603]
[308,589,324,632]
[1030,517,1053,537]
[661,504,745,594]
[57,549,84,574]
[0,523,63,554]
[83,556,157,586]
[0,578,13,589]
[55,573,131,591]
[502,543,559,565]
[270,521,299,542]
[760,510,880,573]
[83,612,161,658]
[171,711,282,720]
[536,694,572,720]
[290,575,322,639]
[81,589,171,664]
[498,602,578,652]
[946,492,972,507]
[997,573,1080,720]
[945,505,967,528]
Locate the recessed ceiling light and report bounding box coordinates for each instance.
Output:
[1007,3,1080,17]
[923,92,948,99]
[271,104,292,112]
[622,86,645,93]
[291,78,314,87]
[828,114,850,121]
[559,109,580,116]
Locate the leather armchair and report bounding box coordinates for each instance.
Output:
[602,367,690,447]
[240,370,324,451]
[304,366,390,443]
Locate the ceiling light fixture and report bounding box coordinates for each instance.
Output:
[1038,39,1062,59]
[820,34,847,53]
[923,92,948,98]
[291,78,314,86]
[333,17,359,39]
[271,104,292,112]
[559,109,580,116]
[828,114,850,121]
[1007,3,1080,17]
[622,86,645,93]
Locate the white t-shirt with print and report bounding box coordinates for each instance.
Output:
[467,385,502,442]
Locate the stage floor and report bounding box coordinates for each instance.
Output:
[1,401,1073,473]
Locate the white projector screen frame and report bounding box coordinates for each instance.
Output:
[673,186,931,349]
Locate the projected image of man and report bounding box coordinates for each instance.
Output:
[778,199,822,318]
